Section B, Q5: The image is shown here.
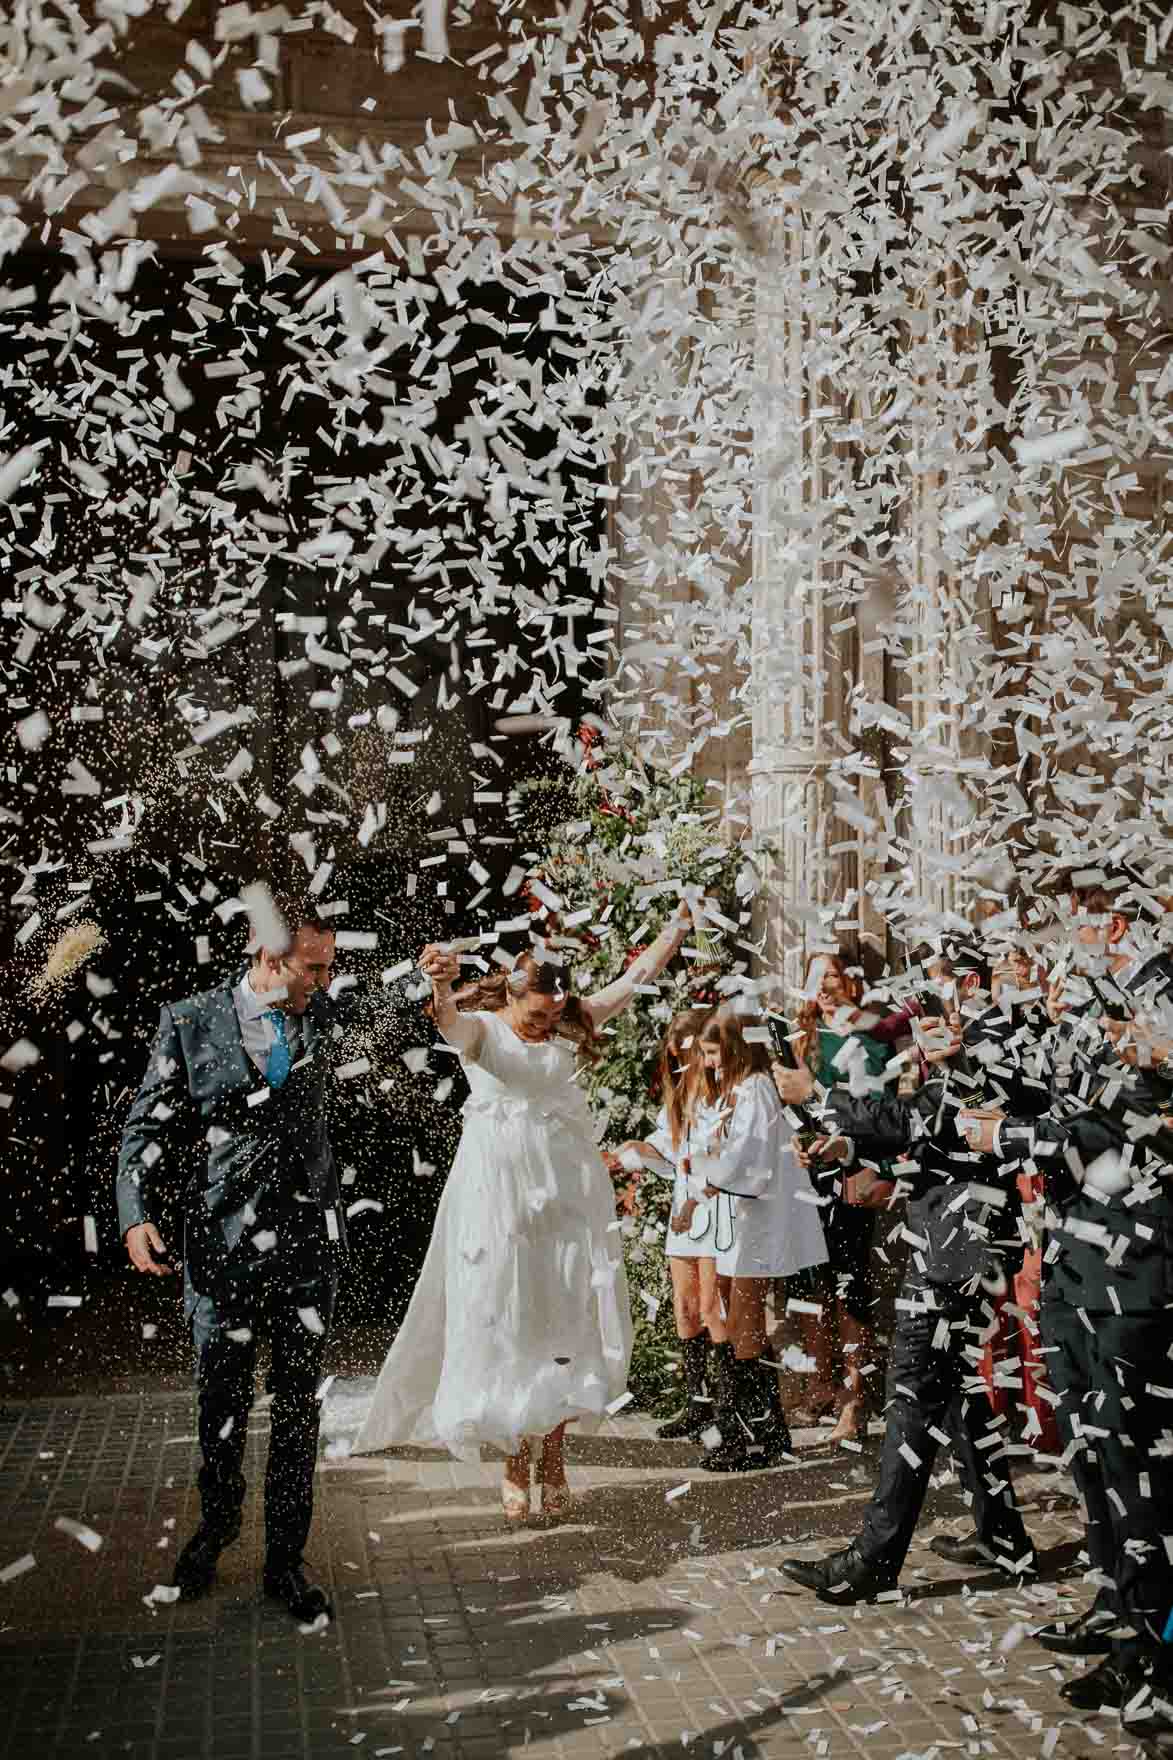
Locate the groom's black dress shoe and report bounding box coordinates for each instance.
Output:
[1034,1602,1118,1656]
[1058,1653,1143,1711]
[263,1563,334,1622]
[173,1525,235,1602]
[779,1544,899,1605]
[929,1531,1039,1581]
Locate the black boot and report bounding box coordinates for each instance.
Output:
[747,1358,794,1466]
[657,1335,711,1441]
[701,1348,755,1472]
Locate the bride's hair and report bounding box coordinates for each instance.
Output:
[446,952,601,1062]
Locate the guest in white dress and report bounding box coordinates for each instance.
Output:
[350,907,691,1524]
[605,1007,724,1443]
[686,1006,829,1472]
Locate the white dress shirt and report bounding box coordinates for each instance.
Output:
[234,973,301,1077]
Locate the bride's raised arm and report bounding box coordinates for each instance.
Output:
[583,902,693,1029]
[420,943,485,1060]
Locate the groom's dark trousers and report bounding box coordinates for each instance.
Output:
[192,1214,337,1565]
[118,977,348,1570]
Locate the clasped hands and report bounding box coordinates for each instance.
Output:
[914,1014,964,1065]
[792,1134,851,1169]
[790,1136,893,1208]
[956,1106,1004,1153]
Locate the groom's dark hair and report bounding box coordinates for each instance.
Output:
[246,886,327,957]
[269,890,326,936]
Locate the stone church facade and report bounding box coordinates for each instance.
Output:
[2,1,1170,991]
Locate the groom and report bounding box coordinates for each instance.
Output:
[118,888,349,1621]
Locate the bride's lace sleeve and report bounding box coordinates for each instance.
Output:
[584,916,689,1029]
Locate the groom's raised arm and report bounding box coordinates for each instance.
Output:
[117,1003,189,1268]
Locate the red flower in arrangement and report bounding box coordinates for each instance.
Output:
[578,722,604,769]
[518,878,563,936]
[623,945,646,969]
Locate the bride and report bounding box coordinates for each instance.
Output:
[351,905,693,1523]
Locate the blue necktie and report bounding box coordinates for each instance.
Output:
[265,1010,291,1088]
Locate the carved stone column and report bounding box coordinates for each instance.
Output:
[748,208,860,993]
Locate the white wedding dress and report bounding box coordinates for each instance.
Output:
[352,979,668,1460]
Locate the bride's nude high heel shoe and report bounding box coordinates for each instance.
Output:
[501,1441,532,1527]
[825,1397,864,1446]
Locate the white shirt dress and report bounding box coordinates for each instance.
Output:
[646,1107,718,1259]
[690,1073,829,1279]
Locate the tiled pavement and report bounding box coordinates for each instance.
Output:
[0,1384,1121,1760]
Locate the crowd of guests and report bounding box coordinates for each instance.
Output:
[605,871,1173,1736]
[120,862,1173,1739]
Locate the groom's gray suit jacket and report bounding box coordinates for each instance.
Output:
[117,973,349,1299]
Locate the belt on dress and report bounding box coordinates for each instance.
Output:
[713,1192,736,1253]
[462,1094,593,1133]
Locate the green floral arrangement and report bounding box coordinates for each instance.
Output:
[509,733,760,1411]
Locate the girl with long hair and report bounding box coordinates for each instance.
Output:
[352,908,692,1523]
[688,1004,828,1472]
[606,1007,723,1442]
[790,952,893,1444]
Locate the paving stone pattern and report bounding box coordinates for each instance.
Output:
[0,1390,1117,1760]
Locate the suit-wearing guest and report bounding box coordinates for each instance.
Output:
[118,891,346,1622]
[781,943,1042,1603]
[974,951,1061,1455]
[965,881,1173,1729]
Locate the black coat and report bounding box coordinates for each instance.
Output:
[824,1003,1052,1286]
[1001,952,1173,1312]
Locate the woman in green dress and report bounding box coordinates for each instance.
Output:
[790,954,895,1444]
